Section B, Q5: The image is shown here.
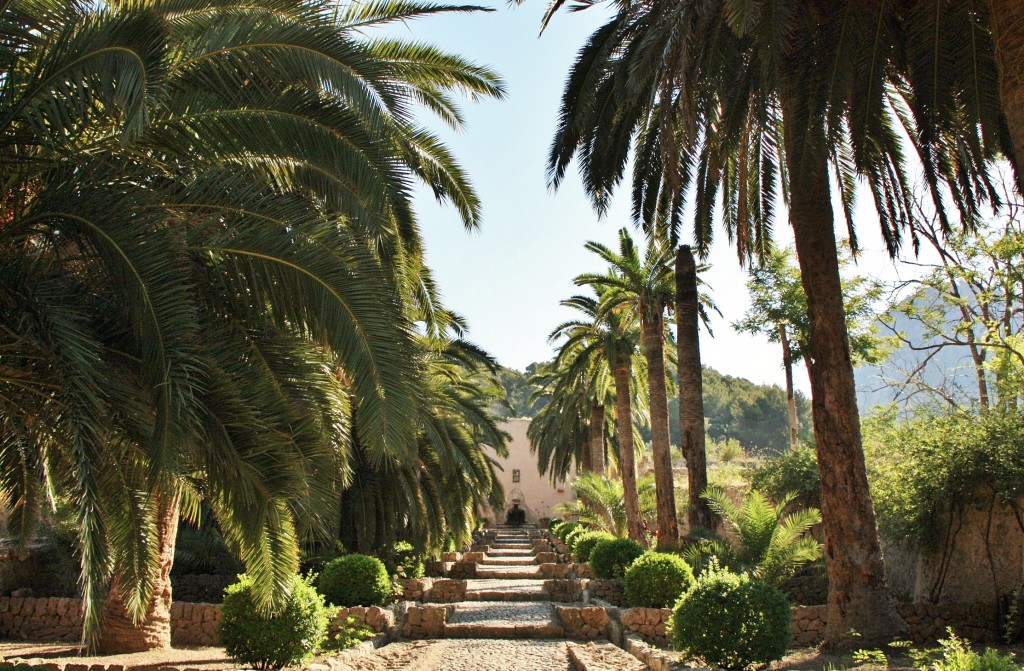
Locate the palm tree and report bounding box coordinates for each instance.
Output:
[0,0,504,652]
[537,0,1013,647]
[988,1,1024,173]
[544,291,648,544]
[576,228,680,549]
[554,472,657,537]
[684,487,822,587]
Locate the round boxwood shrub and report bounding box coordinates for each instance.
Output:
[318,554,390,607]
[589,537,644,579]
[572,530,615,563]
[564,525,589,552]
[669,565,791,670]
[380,541,424,580]
[219,573,330,670]
[624,552,695,608]
[554,520,581,543]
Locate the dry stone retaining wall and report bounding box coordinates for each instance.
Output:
[554,606,609,640]
[0,597,221,646]
[587,579,625,606]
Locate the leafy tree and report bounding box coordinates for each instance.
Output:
[735,246,889,450]
[880,207,1024,411]
[495,365,547,418]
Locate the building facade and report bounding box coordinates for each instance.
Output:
[484,418,576,526]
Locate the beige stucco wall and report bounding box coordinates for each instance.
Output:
[486,418,576,525]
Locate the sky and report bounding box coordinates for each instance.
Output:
[389,1,925,395]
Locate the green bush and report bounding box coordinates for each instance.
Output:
[553,520,581,542]
[318,554,391,607]
[669,564,791,670]
[748,443,820,509]
[564,525,589,552]
[624,552,695,608]
[547,518,563,532]
[931,630,1022,671]
[380,541,424,580]
[572,530,615,562]
[589,537,644,579]
[323,615,375,652]
[219,574,331,670]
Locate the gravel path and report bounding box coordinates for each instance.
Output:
[342,639,572,671]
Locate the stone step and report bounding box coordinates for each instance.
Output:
[444,601,564,639]
[476,566,543,579]
[487,548,534,556]
[492,542,533,548]
[480,556,535,566]
[465,579,550,602]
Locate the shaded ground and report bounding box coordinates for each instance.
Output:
[341,639,573,671]
[0,642,237,670]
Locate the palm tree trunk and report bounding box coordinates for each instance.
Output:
[589,398,606,475]
[641,309,679,549]
[988,0,1024,175]
[97,489,180,653]
[782,88,904,650]
[780,324,799,452]
[612,357,645,545]
[676,245,714,533]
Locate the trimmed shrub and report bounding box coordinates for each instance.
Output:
[572,530,615,562]
[589,537,644,579]
[553,520,581,542]
[380,541,424,580]
[564,525,588,552]
[318,554,390,607]
[670,565,791,670]
[624,552,695,608]
[219,574,331,670]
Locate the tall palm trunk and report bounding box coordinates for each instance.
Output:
[780,324,799,452]
[98,488,181,652]
[989,0,1024,175]
[612,357,645,545]
[589,398,606,475]
[641,307,679,549]
[676,245,713,533]
[782,88,904,649]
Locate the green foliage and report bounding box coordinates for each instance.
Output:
[590,538,644,579]
[572,530,615,562]
[749,444,821,509]
[864,408,1024,544]
[564,525,589,551]
[662,368,812,455]
[624,552,695,608]
[219,574,331,670]
[924,630,1022,671]
[554,521,582,543]
[323,616,375,652]
[554,473,657,538]
[684,487,822,586]
[379,542,424,581]
[318,555,391,607]
[495,365,547,418]
[710,436,744,463]
[548,518,564,532]
[669,564,791,670]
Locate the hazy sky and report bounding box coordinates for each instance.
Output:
[393,1,923,395]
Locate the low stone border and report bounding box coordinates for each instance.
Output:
[619,607,670,648]
[567,641,648,671]
[622,633,691,671]
[305,633,389,671]
[400,604,452,638]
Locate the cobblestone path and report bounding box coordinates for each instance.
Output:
[344,527,604,670]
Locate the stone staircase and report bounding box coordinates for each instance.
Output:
[444,527,564,637]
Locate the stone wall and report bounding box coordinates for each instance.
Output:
[544,579,583,603]
[334,606,393,634]
[401,604,450,638]
[170,574,234,604]
[0,596,222,646]
[554,605,610,640]
[791,605,827,646]
[587,579,625,607]
[427,579,467,603]
[397,577,432,601]
[619,608,671,648]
